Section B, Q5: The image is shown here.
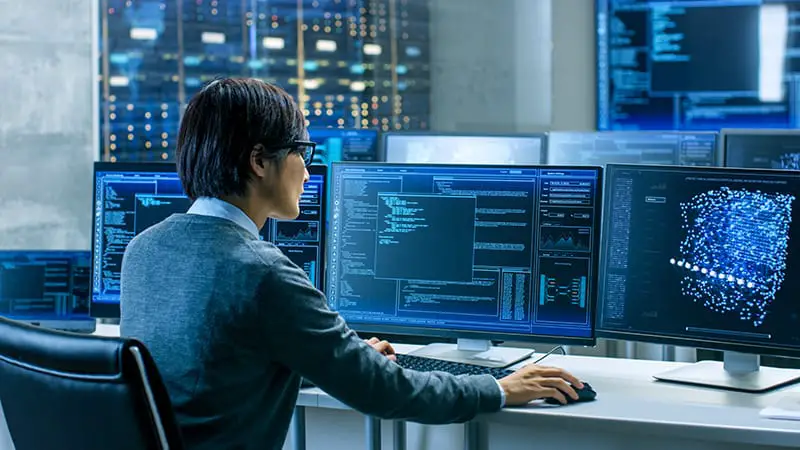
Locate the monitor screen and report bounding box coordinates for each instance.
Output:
[723,130,800,169]
[308,128,379,164]
[91,163,327,318]
[547,132,718,166]
[261,168,327,289]
[598,164,800,358]
[0,251,93,331]
[383,133,545,164]
[326,163,603,344]
[597,1,799,130]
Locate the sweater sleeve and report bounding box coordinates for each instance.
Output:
[257,255,503,424]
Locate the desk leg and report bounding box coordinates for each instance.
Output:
[393,421,406,450]
[366,416,381,450]
[291,406,306,450]
[464,421,480,450]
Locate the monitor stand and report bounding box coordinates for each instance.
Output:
[407,338,533,369]
[653,351,800,393]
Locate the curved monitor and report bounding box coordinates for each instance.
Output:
[326,162,603,346]
[383,132,546,165]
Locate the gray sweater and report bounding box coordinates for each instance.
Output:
[119,214,502,450]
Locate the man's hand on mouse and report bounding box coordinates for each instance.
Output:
[364,337,397,361]
[499,365,583,406]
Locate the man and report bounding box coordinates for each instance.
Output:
[120,78,583,449]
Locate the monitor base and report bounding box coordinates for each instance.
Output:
[654,352,800,393]
[97,318,120,326]
[408,339,533,369]
[26,320,96,334]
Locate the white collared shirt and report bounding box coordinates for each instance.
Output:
[187,197,261,239]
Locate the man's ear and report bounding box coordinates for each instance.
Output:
[250,144,268,179]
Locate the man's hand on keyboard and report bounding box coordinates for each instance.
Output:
[364,337,397,361]
[498,365,583,406]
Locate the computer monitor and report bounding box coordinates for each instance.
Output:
[598,164,800,392]
[0,250,95,333]
[547,131,719,166]
[383,132,546,165]
[91,162,327,318]
[326,162,603,368]
[261,166,328,289]
[308,127,380,164]
[722,129,800,169]
[597,1,797,130]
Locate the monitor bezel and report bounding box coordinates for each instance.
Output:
[720,128,800,168]
[545,130,721,166]
[90,162,329,319]
[381,131,549,165]
[597,163,800,359]
[326,161,603,347]
[0,249,96,332]
[306,127,381,161]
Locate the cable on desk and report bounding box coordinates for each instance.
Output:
[532,345,566,364]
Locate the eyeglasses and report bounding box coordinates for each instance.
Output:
[261,140,317,166]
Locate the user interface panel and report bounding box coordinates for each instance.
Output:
[327,163,602,343]
[723,131,800,169]
[598,164,800,356]
[0,251,91,324]
[597,1,800,130]
[91,163,327,317]
[547,131,718,166]
[308,127,379,164]
[383,133,545,165]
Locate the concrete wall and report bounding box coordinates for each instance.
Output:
[0,0,95,250]
[428,0,552,133]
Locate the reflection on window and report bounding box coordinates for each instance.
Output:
[98,0,431,162]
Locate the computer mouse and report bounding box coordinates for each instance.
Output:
[544,381,596,405]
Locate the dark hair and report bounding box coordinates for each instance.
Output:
[176,77,306,200]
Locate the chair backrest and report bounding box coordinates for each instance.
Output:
[0,316,183,450]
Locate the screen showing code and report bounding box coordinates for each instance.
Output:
[598,0,800,130]
[326,164,602,340]
[91,165,327,316]
[0,251,91,324]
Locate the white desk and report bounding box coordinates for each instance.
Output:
[93,327,800,449]
[297,344,800,450]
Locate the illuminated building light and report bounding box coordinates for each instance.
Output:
[130,28,157,40]
[363,44,382,55]
[263,37,285,49]
[201,32,226,44]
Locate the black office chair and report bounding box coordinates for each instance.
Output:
[0,316,184,449]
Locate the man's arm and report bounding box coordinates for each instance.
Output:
[257,256,502,424]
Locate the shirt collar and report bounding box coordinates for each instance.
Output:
[187,197,261,239]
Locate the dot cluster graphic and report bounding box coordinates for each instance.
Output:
[779,153,800,170]
[669,187,795,327]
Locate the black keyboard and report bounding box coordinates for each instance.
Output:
[395,354,515,379]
